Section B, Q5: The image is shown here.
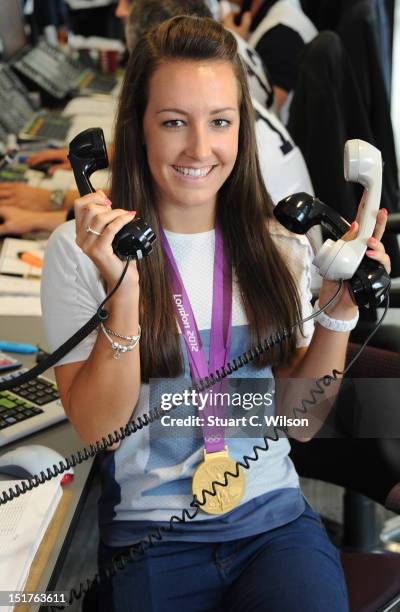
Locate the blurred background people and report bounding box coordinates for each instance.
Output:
[224,0,317,121]
[64,0,123,38]
[1,0,314,238]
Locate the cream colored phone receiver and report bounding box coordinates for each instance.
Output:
[313,139,382,280]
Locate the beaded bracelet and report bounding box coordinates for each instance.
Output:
[100,323,141,359]
[313,300,359,332]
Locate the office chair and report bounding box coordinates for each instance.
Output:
[290,342,400,611]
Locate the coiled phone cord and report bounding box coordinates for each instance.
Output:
[50,291,388,611]
[0,274,389,607]
[0,280,343,506]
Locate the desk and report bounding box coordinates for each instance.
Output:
[0,316,96,611]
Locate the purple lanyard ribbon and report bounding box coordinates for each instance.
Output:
[161,227,232,453]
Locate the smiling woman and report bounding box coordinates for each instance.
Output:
[110,15,304,381]
[40,14,390,612]
[143,60,240,231]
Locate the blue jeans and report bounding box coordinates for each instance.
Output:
[94,502,349,612]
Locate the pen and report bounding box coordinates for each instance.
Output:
[17,251,43,269]
[0,341,39,354]
[0,272,40,279]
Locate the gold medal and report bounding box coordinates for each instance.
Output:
[192,447,245,515]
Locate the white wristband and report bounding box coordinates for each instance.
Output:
[313,300,359,332]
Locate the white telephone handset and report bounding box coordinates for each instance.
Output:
[313,139,382,280]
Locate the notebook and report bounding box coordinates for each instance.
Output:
[0,238,45,316]
[0,477,62,611]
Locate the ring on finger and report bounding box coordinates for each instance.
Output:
[86,225,102,236]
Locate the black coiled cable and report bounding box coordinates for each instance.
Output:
[51,301,384,606]
[0,282,389,609]
[0,282,342,506]
[50,295,389,611]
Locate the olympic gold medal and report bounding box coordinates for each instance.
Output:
[192,448,245,515]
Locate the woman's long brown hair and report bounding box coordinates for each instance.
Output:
[111,16,304,382]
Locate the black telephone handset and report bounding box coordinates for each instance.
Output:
[68,127,156,260]
[234,0,253,26]
[273,141,391,309]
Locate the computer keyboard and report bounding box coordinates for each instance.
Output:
[0,390,44,425]
[78,71,117,94]
[0,370,66,447]
[20,114,72,143]
[0,162,28,182]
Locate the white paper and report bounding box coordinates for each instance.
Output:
[67,115,115,144]
[0,239,47,279]
[68,34,125,52]
[0,479,62,610]
[0,276,40,297]
[0,297,41,316]
[62,95,118,117]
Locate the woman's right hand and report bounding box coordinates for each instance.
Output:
[74,190,139,291]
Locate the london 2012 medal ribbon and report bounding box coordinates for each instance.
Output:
[162,226,245,515]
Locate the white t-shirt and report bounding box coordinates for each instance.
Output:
[229,31,315,205]
[205,0,220,20]
[248,0,317,50]
[64,0,114,9]
[41,221,314,542]
[253,98,313,204]
[230,30,274,110]
[251,100,322,287]
[41,221,314,367]
[228,31,316,212]
[248,0,317,123]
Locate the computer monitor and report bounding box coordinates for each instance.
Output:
[0,0,27,61]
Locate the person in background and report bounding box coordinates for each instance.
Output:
[114,0,133,23]
[64,0,122,39]
[0,0,312,235]
[0,206,67,235]
[16,0,313,222]
[28,0,69,45]
[125,0,213,50]
[0,182,78,235]
[0,0,132,235]
[224,0,317,120]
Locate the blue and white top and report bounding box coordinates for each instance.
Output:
[41,220,314,547]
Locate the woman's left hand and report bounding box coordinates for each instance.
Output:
[318,196,391,319]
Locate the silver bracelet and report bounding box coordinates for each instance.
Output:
[100,323,141,359]
[102,324,140,341]
[313,300,359,332]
